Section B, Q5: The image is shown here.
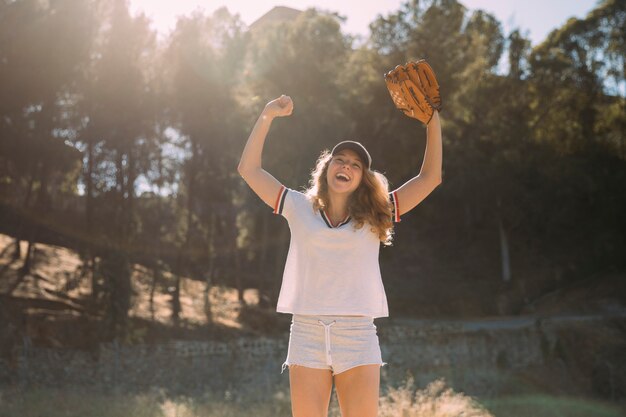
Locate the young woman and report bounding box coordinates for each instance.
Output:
[237,94,442,417]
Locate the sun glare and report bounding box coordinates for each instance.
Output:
[128,1,283,37]
[128,0,211,36]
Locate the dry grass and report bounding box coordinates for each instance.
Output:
[2,380,624,417]
[130,262,260,329]
[0,233,259,332]
[378,377,494,417]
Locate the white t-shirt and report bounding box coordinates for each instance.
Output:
[272,186,401,318]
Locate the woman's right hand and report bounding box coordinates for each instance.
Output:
[263,95,294,118]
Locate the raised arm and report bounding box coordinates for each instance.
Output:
[392,110,443,216]
[237,95,294,208]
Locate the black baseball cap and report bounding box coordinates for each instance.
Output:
[331,141,372,169]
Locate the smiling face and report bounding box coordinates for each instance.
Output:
[326,149,364,195]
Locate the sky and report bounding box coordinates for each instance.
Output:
[129,0,600,46]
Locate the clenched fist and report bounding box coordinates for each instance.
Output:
[263,94,293,119]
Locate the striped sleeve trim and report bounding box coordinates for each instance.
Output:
[273,186,288,215]
[390,191,401,223]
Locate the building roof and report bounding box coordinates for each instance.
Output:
[248,6,303,32]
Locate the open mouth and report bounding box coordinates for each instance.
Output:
[336,173,350,182]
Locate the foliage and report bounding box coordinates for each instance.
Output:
[0,0,624,330]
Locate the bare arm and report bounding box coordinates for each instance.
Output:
[237,95,294,208]
[393,110,443,216]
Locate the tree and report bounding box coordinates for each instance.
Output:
[76,0,157,338]
[163,8,247,322]
[0,0,94,274]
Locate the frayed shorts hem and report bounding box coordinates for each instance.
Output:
[281,360,388,376]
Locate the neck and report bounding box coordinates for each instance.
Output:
[326,191,350,220]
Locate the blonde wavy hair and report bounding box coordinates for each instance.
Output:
[305,149,394,245]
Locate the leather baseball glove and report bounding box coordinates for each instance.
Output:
[384,60,442,125]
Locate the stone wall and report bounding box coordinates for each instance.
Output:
[1,313,623,400]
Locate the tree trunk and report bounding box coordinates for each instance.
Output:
[85,138,99,301]
[100,249,131,341]
[12,238,21,261]
[203,212,217,322]
[150,265,159,321]
[171,139,198,325]
[115,149,126,241]
[21,158,50,275]
[203,265,214,322]
[171,256,182,327]
[234,242,245,304]
[13,172,35,261]
[85,139,95,235]
[497,198,511,282]
[20,241,35,277]
[100,147,132,340]
[126,147,136,245]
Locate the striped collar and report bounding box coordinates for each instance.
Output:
[320,209,351,228]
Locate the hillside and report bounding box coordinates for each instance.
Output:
[1,233,624,353]
[0,234,288,352]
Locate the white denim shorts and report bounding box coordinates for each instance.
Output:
[281,314,387,376]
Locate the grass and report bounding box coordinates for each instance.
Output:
[484,394,626,417]
[2,379,624,417]
[0,385,291,417]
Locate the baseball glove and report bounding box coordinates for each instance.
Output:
[384,60,442,125]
